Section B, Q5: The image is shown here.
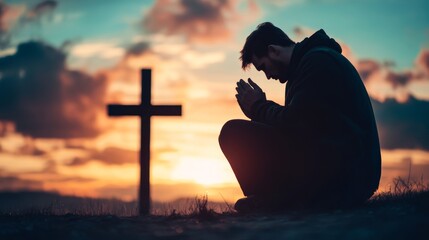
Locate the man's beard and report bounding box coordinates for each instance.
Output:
[274,59,289,83]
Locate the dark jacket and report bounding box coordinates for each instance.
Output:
[250,30,381,204]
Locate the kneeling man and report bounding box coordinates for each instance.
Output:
[219,22,381,213]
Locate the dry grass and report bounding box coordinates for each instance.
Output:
[0,191,235,219]
[155,194,237,221]
[1,174,428,218]
[368,175,429,207]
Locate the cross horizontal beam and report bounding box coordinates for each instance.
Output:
[108,105,182,116]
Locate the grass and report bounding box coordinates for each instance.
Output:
[0,175,428,219]
[367,176,429,207]
[0,191,236,219]
[1,178,428,240]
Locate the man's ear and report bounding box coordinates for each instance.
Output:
[267,45,280,59]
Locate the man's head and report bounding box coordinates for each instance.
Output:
[240,22,295,83]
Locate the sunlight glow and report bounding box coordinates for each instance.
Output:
[170,156,236,186]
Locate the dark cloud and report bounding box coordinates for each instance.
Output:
[385,71,414,89]
[0,1,58,48]
[67,157,87,166]
[0,121,15,137]
[356,49,429,102]
[64,141,88,150]
[357,59,381,81]
[95,184,137,200]
[0,41,108,138]
[0,1,12,48]
[0,2,6,32]
[91,147,137,165]
[53,176,95,183]
[42,159,57,173]
[357,59,413,87]
[66,145,177,167]
[0,2,6,31]
[0,176,43,191]
[19,145,47,156]
[142,0,256,43]
[67,147,138,166]
[25,0,57,21]
[126,41,150,57]
[372,95,429,150]
[17,138,48,156]
[416,49,429,75]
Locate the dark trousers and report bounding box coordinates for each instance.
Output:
[219,119,354,208]
[219,120,302,198]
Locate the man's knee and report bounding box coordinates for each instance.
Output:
[218,119,249,149]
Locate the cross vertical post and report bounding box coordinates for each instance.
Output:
[107,69,182,215]
[140,69,151,215]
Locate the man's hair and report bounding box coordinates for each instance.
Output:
[240,22,295,70]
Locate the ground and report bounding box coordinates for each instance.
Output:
[1,191,428,240]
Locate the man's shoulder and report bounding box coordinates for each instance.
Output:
[295,47,341,72]
[301,47,340,62]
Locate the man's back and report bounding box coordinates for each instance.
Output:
[250,30,381,204]
[285,35,381,204]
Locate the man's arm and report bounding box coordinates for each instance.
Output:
[250,51,337,127]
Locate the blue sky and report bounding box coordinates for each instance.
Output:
[258,0,429,69]
[6,0,429,69]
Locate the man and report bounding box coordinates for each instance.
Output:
[219,22,381,213]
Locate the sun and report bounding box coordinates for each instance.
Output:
[170,156,236,186]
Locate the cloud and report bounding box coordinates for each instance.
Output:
[0,41,108,138]
[372,95,429,150]
[0,176,43,191]
[125,41,151,57]
[142,0,260,44]
[292,26,316,39]
[25,0,57,21]
[66,145,177,167]
[67,147,138,166]
[357,59,382,81]
[71,42,125,59]
[263,0,306,7]
[0,2,9,37]
[94,184,137,201]
[182,50,225,69]
[0,1,58,48]
[385,71,414,89]
[416,49,429,75]
[0,1,25,48]
[357,49,429,102]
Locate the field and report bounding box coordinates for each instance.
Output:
[1,178,428,240]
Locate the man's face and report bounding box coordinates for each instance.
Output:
[251,53,287,83]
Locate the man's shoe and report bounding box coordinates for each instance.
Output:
[234,195,264,213]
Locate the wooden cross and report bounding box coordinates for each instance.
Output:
[107,69,182,215]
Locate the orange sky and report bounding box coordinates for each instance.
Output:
[1,0,429,204]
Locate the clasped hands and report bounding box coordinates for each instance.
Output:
[235,78,266,119]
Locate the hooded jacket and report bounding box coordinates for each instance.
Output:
[250,30,381,204]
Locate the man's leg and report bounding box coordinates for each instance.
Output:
[218,119,289,197]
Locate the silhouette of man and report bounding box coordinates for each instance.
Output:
[219,22,381,213]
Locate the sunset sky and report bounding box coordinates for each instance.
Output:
[0,0,429,203]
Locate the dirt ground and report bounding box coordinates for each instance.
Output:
[1,192,428,240]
